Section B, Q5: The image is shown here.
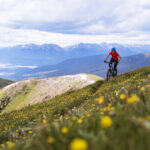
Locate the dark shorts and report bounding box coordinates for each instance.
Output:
[109,58,118,70]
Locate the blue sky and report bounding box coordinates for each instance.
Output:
[0,0,150,47]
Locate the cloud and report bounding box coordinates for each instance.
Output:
[1,0,149,33]
[0,63,37,69]
[0,26,150,47]
[23,70,57,77]
[0,0,150,46]
[0,72,15,76]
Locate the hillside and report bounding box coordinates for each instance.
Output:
[0,74,102,114]
[0,78,13,89]
[0,66,150,150]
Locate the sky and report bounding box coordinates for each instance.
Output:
[0,0,150,47]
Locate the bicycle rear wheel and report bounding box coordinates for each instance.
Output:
[107,69,112,81]
[113,69,118,77]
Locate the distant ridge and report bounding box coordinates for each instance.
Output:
[0,78,13,89]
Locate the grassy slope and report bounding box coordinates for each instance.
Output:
[0,78,13,89]
[0,79,13,112]
[1,83,37,114]
[0,67,150,149]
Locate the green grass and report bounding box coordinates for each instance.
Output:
[0,66,150,150]
[87,74,103,81]
[1,83,37,114]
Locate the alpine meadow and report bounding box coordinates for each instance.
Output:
[0,66,150,150]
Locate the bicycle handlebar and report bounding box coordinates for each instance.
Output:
[104,61,109,64]
[104,61,119,64]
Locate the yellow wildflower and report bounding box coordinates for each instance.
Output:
[77,119,83,124]
[28,130,32,134]
[61,127,68,134]
[127,94,139,104]
[92,104,95,107]
[65,117,69,120]
[6,141,15,149]
[101,116,112,128]
[141,87,145,92]
[69,138,88,150]
[85,112,91,118]
[147,115,150,120]
[99,111,104,115]
[43,119,48,124]
[108,103,112,107]
[120,94,127,100]
[98,97,104,104]
[47,137,55,144]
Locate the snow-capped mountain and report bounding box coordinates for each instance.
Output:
[0,43,150,67]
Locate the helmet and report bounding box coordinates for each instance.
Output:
[111,48,116,51]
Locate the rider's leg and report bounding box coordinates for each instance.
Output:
[114,60,118,70]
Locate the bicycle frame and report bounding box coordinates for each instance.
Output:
[105,61,117,80]
[109,63,114,74]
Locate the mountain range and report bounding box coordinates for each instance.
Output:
[0,43,150,66]
[0,43,150,81]
[3,52,150,81]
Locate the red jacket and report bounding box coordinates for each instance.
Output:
[109,51,119,60]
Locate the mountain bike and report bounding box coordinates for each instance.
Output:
[105,61,117,81]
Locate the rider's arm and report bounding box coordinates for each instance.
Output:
[104,54,110,61]
[118,54,121,62]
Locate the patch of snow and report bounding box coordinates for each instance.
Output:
[65,75,76,78]
[79,74,95,84]
[79,74,88,80]
[23,80,31,83]
[65,74,95,84]
[63,44,79,50]
[89,80,95,84]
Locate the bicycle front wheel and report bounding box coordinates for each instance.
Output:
[107,69,112,81]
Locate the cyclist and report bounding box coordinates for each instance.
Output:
[104,48,121,74]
